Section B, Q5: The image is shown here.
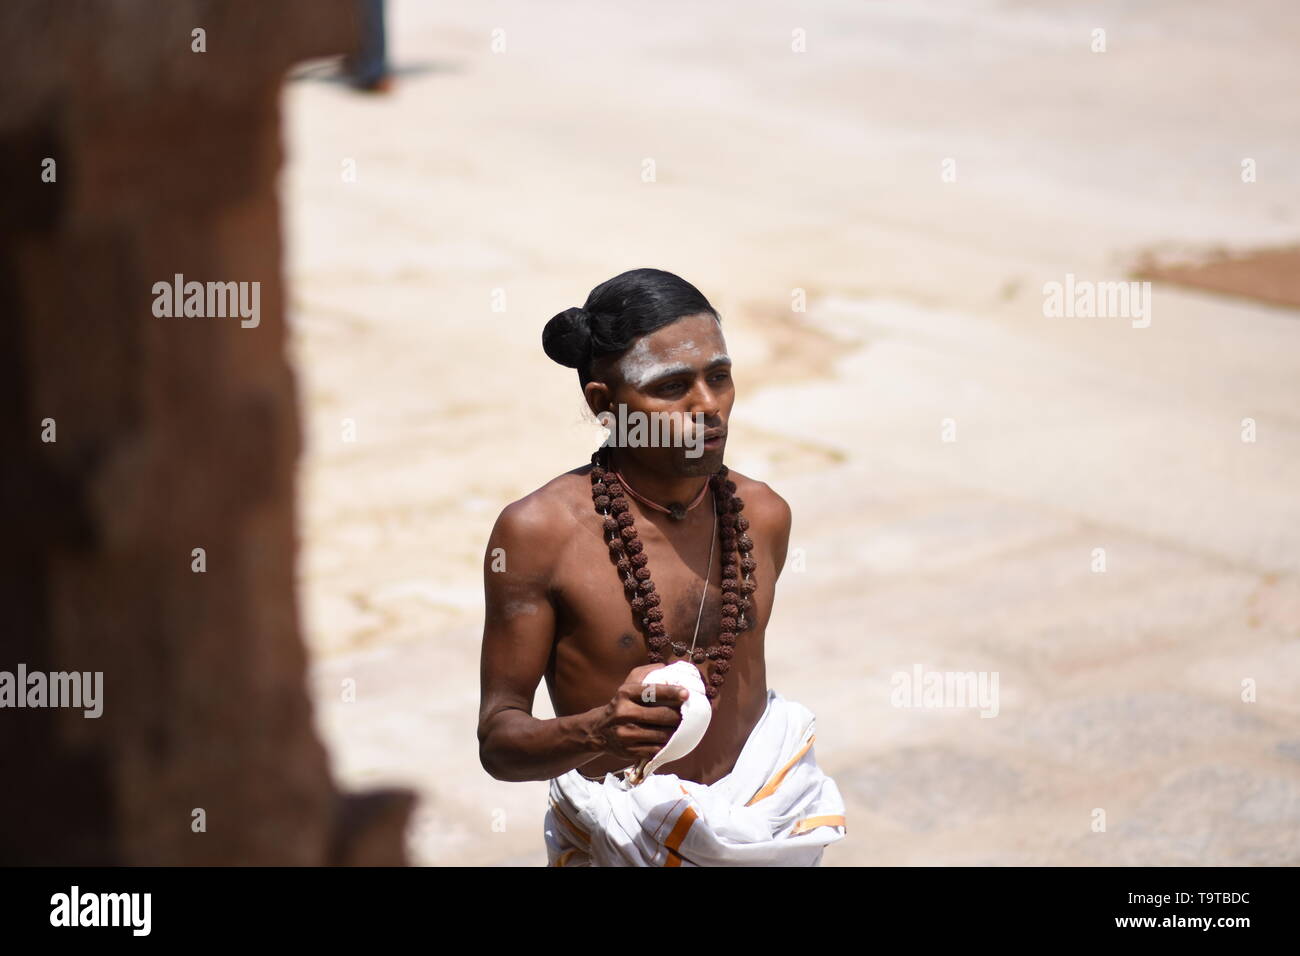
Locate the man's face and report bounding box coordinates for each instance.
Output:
[588,312,733,477]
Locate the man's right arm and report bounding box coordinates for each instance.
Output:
[476,496,605,782]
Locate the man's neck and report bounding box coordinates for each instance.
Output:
[607,448,711,509]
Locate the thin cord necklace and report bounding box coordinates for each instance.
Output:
[688,502,718,655]
[610,464,711,521]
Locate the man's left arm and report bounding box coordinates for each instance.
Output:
[751,482,792,581]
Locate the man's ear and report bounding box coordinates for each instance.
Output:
[583,380,611,418]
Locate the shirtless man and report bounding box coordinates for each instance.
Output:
[477,268,845,865]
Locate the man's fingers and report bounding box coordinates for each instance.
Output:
[616,723,675,747]
[634,682,689,706]
[630,704,683,727]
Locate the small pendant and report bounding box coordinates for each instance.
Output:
[668,503,687,520]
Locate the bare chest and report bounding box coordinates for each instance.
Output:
[547,508,774,708]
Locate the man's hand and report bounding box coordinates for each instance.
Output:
[586,663,688,764]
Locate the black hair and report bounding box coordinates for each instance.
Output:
[542,268,720,387]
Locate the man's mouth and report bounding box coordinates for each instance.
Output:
[702,428,727,449]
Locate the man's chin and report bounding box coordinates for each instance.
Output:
[677,443,726,476]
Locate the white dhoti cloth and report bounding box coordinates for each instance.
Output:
[544,688,847,866]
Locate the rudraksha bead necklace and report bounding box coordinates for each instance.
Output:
[589,447,757,700]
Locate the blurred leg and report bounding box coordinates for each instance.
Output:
[353,0,389,89]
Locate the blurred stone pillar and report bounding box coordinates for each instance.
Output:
[0,0,413,864]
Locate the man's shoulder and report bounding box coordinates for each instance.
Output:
[491,464,594,542]
[723,469,791,529]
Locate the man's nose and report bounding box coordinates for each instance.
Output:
[688,380,720,419]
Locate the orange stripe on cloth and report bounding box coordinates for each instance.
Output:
[650,783,698,843]
[549,798,590,846]
[746,734,816,805]
[651,795,690,842]
[663,798,699,867]
[791,814,846,836]
[553,848,581,867]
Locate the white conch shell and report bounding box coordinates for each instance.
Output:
[625,660,711,786]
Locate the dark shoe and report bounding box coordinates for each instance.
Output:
[354,73,394,93]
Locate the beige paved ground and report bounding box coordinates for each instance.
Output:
[281,0,1300,865]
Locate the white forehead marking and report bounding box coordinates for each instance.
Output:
[615,319,724,389]
[615,338,661,389]
[616,340,699,388]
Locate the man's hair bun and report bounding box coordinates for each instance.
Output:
[542,307,593,369]
[543,269,720,387]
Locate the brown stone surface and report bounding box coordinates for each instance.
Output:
[285,2,1300,867]
[1134,246,1300,310]
[0,0,412,864]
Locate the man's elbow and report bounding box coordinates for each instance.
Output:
[478,724,525,782]
[480,748,536,783]
[479,741,510,782]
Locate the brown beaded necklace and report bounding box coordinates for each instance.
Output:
[589,447,757,700]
